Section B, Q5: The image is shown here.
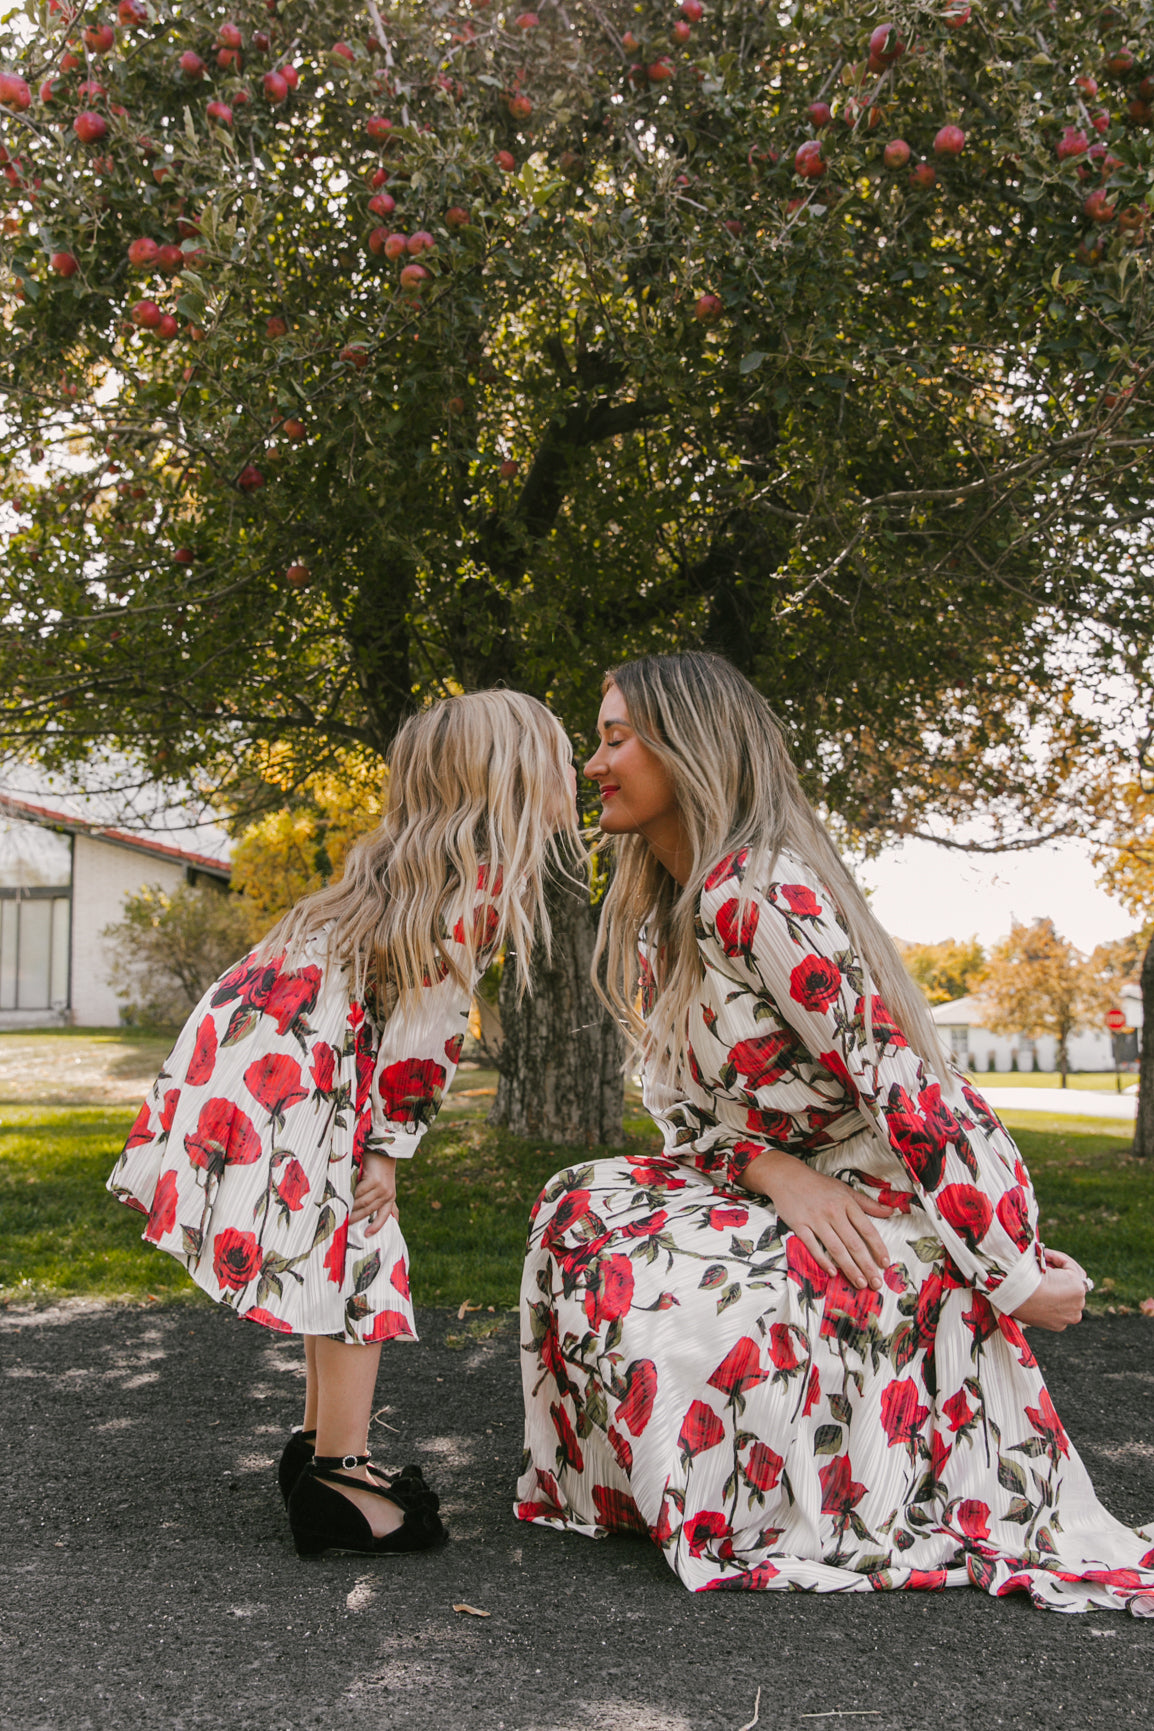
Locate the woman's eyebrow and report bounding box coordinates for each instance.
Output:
[600,717,631,732]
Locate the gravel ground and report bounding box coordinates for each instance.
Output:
[1,1301,1151,1731]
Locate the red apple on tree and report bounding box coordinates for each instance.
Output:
[868,24,905,69]
[368,226,389,255]
[50,251,79,277]
[285,564,312,588]
[445,205,470,228]
[883,137,911,168]
[131,299,163,328]
[366,116,393,142]
[383,232,408,259]
[934,124,965,155]
[206,101,234,127]
[118,0,148,22]
[406,230,435,254]
[331,41,355,63]
[252,30,270,52]
[508,93,533,120]
[266,315,288,338]
[237,464,265,491]
[944,2,971,24]
[156,314,179,340]
[694,292,722,323]
[1084,188,1116,221]
[1056,126,1089,159]
[128,237,160,267]
[83,24,116,54]
[1076,75,1100,97]
[339,344,369,369]
[0,75,33,112]
[263,70,288,103]
[496,149,516,171]
[283,419,306,440]
[499,458,519,479]
[218,24,243,49]
[515,11,540,28]
[172,547,195,565]
[399,262,429,290]
[809,101,832,128]
[281,66,299,89]
[681,0,704,19]
[158,244,185,273]
[179,52,205,80]
[795,140,826,178]
[673,20,692,44]
[909,160,936,188]
[648,59,674,83]
[369,192,396,217]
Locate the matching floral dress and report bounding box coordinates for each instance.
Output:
[516,850,1154,1615]
[109,909,484,1342]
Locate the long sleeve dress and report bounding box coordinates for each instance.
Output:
[108,896,488,1343]
[516,849,1154,1615]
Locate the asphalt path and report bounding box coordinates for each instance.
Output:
[1,1300,1151,1731]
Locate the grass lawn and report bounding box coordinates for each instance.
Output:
[2,1102,1151,1314]
[970,1071,1137,1093]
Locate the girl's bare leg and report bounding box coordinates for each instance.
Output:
[307,1335,401,1537]
[302,1335,318,1431]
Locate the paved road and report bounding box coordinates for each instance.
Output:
[1,1301,1151,1731]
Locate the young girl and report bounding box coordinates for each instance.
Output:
[111,689,579,1559]
[517,651,1154,1616]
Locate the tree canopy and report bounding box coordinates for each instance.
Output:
[1,0,1151,842]
[981,915,1114,1084]
[896,933,985,1004]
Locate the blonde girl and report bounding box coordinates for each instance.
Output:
[112,689,578,1559]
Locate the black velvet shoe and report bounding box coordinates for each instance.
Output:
[288,1454,447,1559]
[277,1428,439,1511]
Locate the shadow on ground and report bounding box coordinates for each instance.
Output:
[1,1304,1151,1731]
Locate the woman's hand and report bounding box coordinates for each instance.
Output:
[349,1152,399,1237]
[1011,1247,1088,1332]
[741,1149,894,1291]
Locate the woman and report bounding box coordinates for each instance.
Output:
[516,652,1154,1614]
[111,690,579,1558]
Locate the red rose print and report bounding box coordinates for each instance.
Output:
[744,1108,794,1141]
[857,994,908,1050]
[817,1048,859,1101]
[955,1499,991,1542]
[942,1388,975,1432]
[608,1424,633,1472]
[158,1087,181,1136]
[592,1485,648,1535]
[144,1169,178,1242]
[355,1023,375,1111]
[125,1100,152,1149]
[677,1399,726,1458]
[651,1496,678,1546]
[729,1030,798,1091]
[550,1400,584,1472]
[789,954,842,1014]
[209,953,265,1009]
[745,1440,784,1493]
[243,1307,293,1333]
[625,1158,687,1190]
[378,1058,447,1126]
[704,850,747,891]
[820,1271,881,1341]
[995,1186,1032,1251]
[185,1016,218,1086]
[996,1312,1036,1369]
[212,1227,261,1291]
[541,1188,593,1247]
[884,1093,947,1192]
[245,1054,309,1124]
[585,1254,635,1329]
[707,1204,749,1231]
[453,900,501,951]
[616,1359,658,1437]
[620,1210,669,1240]
[787,1234,830,1303]
[915,1270,945,1352]
[683,1509,729,1558]
[819,1453,866,1517]
[906,1569,949,1591]
[937,1183,993,1251]
[364,1310,413,1343]
[184,1098,262,1175]
[390,1258,410,1299]
[275,1157,309,1212]
[323,1217,349,1286]
[262,963,321,1035]
[708,1337,769,1400]
[444,1033,464,1065]
[517,1467,565,1523]
[802,1363,821,1415]
[962,1291,999,1346]
[309,1041,336,1093]
[1025,1387,1069,1458]
[880,1378,930,1449]
[769,1323,801,1372]
[715,896,759,959]
[779,883,821,918]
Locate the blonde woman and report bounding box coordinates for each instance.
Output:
[517,652,1154,1616]
[111,690,578,1559]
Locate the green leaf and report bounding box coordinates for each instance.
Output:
[997,1457,1027,1496]
[739,351,765,374]
[814,1424,843,1455]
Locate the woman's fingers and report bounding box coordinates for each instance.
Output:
[857,1195,899,1218]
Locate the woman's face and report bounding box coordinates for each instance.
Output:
[584,684,685,870]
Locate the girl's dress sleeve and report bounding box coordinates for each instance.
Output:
[367,883,497,1161]
[696,861,1045,1315]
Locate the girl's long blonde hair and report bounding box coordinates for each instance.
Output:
[264,689,578,1010]
[592,652,948,1082]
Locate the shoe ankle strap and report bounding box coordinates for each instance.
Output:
[313,1452,369,1471]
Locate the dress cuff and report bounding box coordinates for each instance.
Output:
[986,1248,1045,1317]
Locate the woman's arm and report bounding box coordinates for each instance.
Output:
[697,859,1046,1315]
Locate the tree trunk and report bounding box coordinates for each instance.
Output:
[1134,932,1154,1158]
[1059,1034,1068,1089]
[489,872,625,1146]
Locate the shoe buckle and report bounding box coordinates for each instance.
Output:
[341,1453,359,1470]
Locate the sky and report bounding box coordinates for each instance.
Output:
[858,836,1133,954]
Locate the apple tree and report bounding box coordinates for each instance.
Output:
[1,0,1153,1140]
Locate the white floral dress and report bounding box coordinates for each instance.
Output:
[516,850,1154,1615]
[109,903,486,1342]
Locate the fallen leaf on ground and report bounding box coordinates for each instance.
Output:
[456,1299,481,1320]
[1140,1297,1154,1316]
[452,1603,491,1618]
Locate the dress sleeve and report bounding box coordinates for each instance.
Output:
[366,885,495,1160]
[697,862,1045,1314]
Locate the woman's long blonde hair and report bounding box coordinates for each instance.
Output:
[592,652,947,1081]
[264,689,578,1010]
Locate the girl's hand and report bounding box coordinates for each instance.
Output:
[1011,1247,1088,1332]
[350,1152,399,1237]
[741,1149,894,1291]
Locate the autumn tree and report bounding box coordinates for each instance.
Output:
[228,756,386,930]
[896,935,985,1006]
[2,0,1153,1139]
[980,917,1114,1087]
[1093,779,1154,1152]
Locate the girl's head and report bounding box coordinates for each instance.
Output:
[267,689,578,1006]
[590,651,946,1078]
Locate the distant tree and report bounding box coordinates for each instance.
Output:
[897,935,985,1006]
[103,880,255,1027]
[980,918,1113,1089]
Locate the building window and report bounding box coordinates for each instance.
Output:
[945,1026,969,1060]
[0,816,72,1012]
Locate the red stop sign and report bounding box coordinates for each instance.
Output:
[1105,1007,1128,1032]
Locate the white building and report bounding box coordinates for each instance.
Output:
[0,788,230,1029]
[931,985,1143,1074]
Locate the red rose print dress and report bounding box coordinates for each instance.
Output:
[517,851,1154,1615]
[108,904,486,1341]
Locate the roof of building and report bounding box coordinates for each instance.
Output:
[0,791,231,880]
